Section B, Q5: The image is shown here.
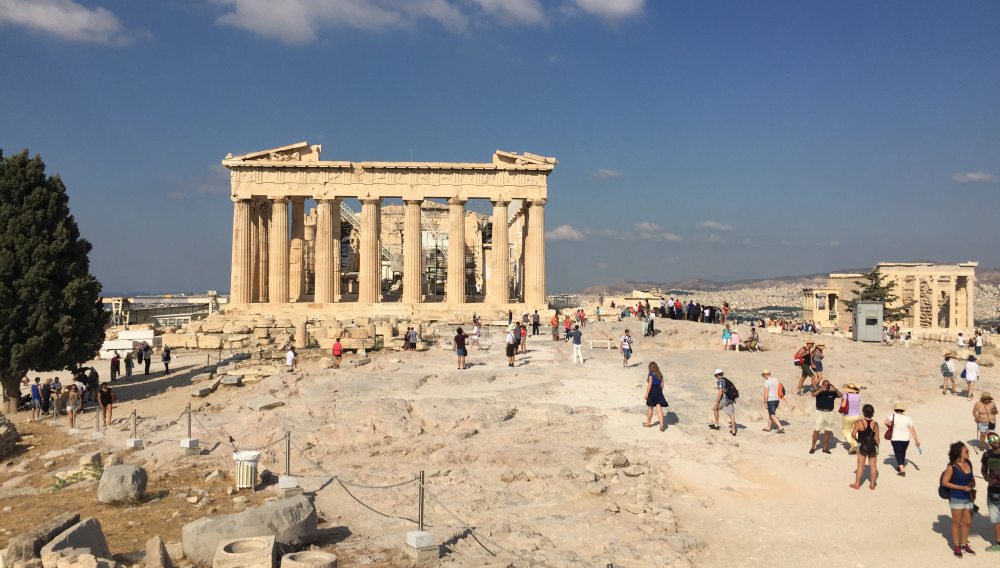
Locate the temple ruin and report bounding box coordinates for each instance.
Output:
[802,262,977,332]
[222,142,555,320]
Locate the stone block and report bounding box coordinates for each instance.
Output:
[191,373,214,383]
[245,397,284,411]
[222,321,252,335]
[39,518,110,560]
[280,551,337,568]
[220,376,243,386]
[126,439,144,449]
[144,535,173,568]
[213,536,275,568]
[200,320,227,334]
[2,513,80,565]
[352,358,371,368]
[191,385,213,398]
[97,465,147,504]
[78,452,102,468]
[181,495,317,567]
[277,476,297,489]
[162,334,197,349]
[179,438,199,449]
[405,531,434,549]
[197,334,224,350]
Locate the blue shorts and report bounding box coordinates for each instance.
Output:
[814,361,824,372]
[32,398,43,410]
[623,348,632,359]
[950,498,974,510]
[767,400,780,416]
[456,347,467,357]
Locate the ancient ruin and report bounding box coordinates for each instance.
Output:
[222,142,555,321]
[802,261,977,331]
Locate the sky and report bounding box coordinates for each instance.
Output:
[1,0,998,295]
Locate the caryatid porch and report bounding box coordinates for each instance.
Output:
[223,142,556,319]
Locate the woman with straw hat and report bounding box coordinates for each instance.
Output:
[973,392,998,452]
[885,402,920,476]
[841,383,863,454]
[941,352,957,395]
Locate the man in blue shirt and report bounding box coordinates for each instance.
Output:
[570,325,584,364]
[29,377,43,420]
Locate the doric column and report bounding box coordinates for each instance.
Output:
[487,199,510,305]
[524,198,546,307]
[229,199,253,304]
[314,200,333,303]
[913,278,923,328]
[446,198,466,304]
[289,197,305,301]
[951,277,959,327]
[249,202,260,302]
[257,200,271,303]
[358,198,381,304]
[268,197,289,304]
[331,199,342,301]
[403,199,423,304]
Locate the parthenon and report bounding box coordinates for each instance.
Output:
[222,142,556,319]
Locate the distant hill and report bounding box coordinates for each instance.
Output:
[579,267,1000,295]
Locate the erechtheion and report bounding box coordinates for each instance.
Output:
[222,142,556,320]
[802,262,977,332]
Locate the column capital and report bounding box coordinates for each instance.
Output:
[360,197,382,205]
[404,198,425,205]
[267,195,289,202]
[528,197,547,206]
[448,197,468,205]
[491,198,510,206]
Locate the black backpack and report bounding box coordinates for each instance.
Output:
[722,377,740,401]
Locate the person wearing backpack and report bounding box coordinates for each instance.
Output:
[942,441,976,557]
[850,404,880,491]
[941,352,957,395]
[711,368,738,436]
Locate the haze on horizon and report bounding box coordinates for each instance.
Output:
[1,0,998,296]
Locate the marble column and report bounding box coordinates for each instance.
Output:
[524,198,546,307]
[967,277,976,329]
[268,198,289,304]
[314,200,334,303]
[289,197,305,301]
[358,198,381,304]
[331,199,342,301]
[257,200,271,303]
[229,199,253,304]
[913,278,922,328]
[446,198,466,304]
[403,199,423,304]
[487,200,510,305]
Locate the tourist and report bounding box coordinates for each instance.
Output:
[409,327,419,350]
[143,343,152,375]
[747,327,760,351]
[519,323,528,354]
[958,332,967,349]
[721,302,730,324]
[470,322,481,348]
[849,404,880,490]
[711,368,737,436]
[885,402,920,476]
[136,343,144,367]
[810,380,840,454]
[974,392,998,452]
[29,377,42,420]
[563,315,572,340]
[332,338,343,369]
[761,369,785,433]
[841,383,862,454]
[596,305,602,322]
[110,352,121,382]
[66,384,81,428]
[531,310,540,336]
[811,344,825,384]
[794,341,815,395]
[570,325,584,364]
[643,362,669,432]
[454,327,469,370]
[402,327,411,351]
[550,314,559,341]
[285,346,296,372]
[162,346,171,375]
[721,325,732,351]
[964,355,981,400]
[976,331,984,356]
[979,432,1000,552]
[942,352,957,395]
[97,382,116,428]
[621,329,634,368]
[124,351,133,379]
[50,377,64,416]
[505,325,517,367]
[729,328,740,351]
[942,442,976,557]
[507,309,513,325]
[73,373,87,406]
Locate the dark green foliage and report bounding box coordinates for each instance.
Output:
[0,150,108,410]
[844,268,915,323]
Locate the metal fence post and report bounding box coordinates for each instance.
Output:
[284,431,291,476]
[186,403,192,439]
[418,470,425,531]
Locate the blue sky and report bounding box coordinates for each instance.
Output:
[1,0,998,294]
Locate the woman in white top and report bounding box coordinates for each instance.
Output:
[964,355,981,400]
[885,402,921,476]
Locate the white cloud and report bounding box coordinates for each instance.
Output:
[596,261,608,270]
[0,0,133,45]
[953,171,997,184]
[703,233,724,243]
[828,240,840,247]
[633,222,662,233]
[569,0,645,19]
[592,168,621,179]
[545,224,585,241]
[471,0,544,24]
[633,222,682,241]
[698,220,733,231]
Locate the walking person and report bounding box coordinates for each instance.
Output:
[505,325,517,367]
[976,331,984,356]
[885,402,921,476]
[66,384,81,429]
[162,346,171,375]
[965,355,981,401]
[332,337,343,369]
[97,382,116,429]
[809,380,840,454]
[110,352,120,382]
[942,442,977,557]
[124,351,133,379]
[849,404,880,490]
[794,341,816,395]
[454,327,469,370]
[136,343,144,367]
[721,325,732,351]
[143,344,152,375]
[519,323,528,354]
[841,383,863,454]
[563,315,572,340]
[941,352,957,395]
[570,325,584,364]
[979,432,1000,552]
[550,314,559,341]
[643,362,669,432]
[621,330,634,368]
[811,344,825,384]
[761,369,785,433]
[974,392,998,452]
[285,346,296,372]
[710,368,738,436]
[531,311,540,336]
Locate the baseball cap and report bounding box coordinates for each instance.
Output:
[714,368,724,375]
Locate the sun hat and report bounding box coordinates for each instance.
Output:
[761,369,771,375]
[894,402,905,411]
[843,383,860,393]
[982,392,993,401]
[714,368,724,375]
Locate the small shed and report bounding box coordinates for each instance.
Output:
[852,302,884,342]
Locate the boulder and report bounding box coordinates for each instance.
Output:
[196,334,223,350]
[39,518,111,560]
[2,513,80,564]
[181,495,317,567]
[96,465,147,504]
[0,412,20,459]
[144,536,173,568]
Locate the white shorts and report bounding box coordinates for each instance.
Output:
[814,410,838,432]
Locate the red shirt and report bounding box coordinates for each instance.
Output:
[332,342,343,356]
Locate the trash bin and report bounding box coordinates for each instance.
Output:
[375,334,384,351]
[233,450,261,491]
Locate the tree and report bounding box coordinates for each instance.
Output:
[844,267,915,323]
[0,150,108,413]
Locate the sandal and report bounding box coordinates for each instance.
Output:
[642,423,652,428]
[730,429,737,436]
[708,424,720,430]
[822,449,832,454]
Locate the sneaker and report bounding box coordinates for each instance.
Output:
[708,424,721,430]
[954,546,963,558]
[985,544,1000,552]
[963,544,976,555]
